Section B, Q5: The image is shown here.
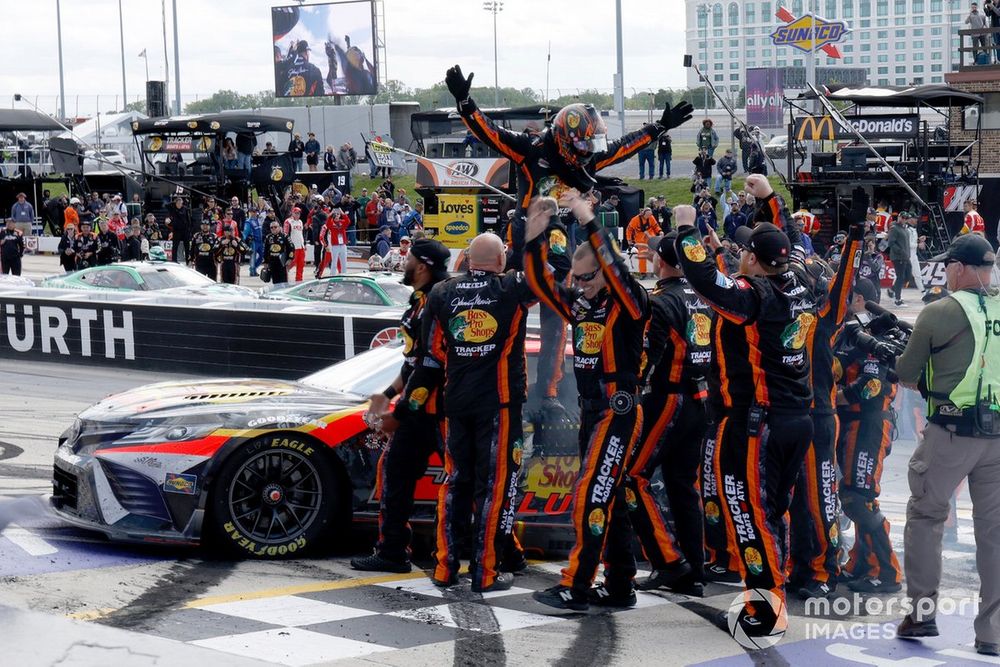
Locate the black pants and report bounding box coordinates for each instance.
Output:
[892,257,911,301]
[267,259,288,285]
[219,261,239,284]
[195,261,216,280]
[1,256,21,276]
[434,405,522,590]
[716,411,812,601]
[313,242,323,268]
[172,239,188,264]
[626,391,707,576]
[789,413,841,585]
[376,413,444,562]
[533,305,567,401]
[560,404,642,595]
[837,411,901,583]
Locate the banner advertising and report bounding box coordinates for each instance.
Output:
[746,68,785,129]
[415,157,511,190]
[793,114,919,141]
[427,194,479,250]
[272,1,377,97]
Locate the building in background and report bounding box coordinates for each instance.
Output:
[685,0,965,93]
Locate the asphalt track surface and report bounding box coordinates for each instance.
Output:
[0,352,991,666]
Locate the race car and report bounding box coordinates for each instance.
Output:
[40,261,246,295]
[51,339,583,558]
[261,272,411,307]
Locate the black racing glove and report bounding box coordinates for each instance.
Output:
[445,65,474,103]
[658,101,694,131]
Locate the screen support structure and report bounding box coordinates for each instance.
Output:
[373,0,387,89]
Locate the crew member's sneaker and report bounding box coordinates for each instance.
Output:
[668,578,705,597]
[349,553,412,574]
[500,552,528,574]
[848,576,902,593]
[533,585,589,611]
[431,573,460,588]
[705,562,742,584]
[472,572,514,593]
[797,579,836,600]
[636,559,693,591]
[894,299,905,306]
[976,640,1000,656]
[896,615,939,638]
[587,582,637,608]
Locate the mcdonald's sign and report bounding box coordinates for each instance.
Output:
[795,115,837,141]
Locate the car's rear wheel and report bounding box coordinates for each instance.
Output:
[208,436,342,558]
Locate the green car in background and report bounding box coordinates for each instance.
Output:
[39,261,256,298]
[261,272,412,307]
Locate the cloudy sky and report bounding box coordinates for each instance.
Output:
[0,0,688,115]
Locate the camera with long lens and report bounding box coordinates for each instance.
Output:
[840,301,913,381]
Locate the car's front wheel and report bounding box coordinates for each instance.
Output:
[208,435,342,558]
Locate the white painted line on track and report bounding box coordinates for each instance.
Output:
[3,523,58,556]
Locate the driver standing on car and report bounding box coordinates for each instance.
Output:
[350,239,453,574]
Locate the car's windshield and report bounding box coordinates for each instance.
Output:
[299,344,403,397]
[140,265,216,290]
[379,281,412,305]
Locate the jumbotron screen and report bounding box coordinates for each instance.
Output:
[272,1,378,97]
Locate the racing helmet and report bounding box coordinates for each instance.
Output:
[552,104,608,168]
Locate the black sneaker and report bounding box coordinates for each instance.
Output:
[636,560,693,591]
[533,585,589,611]
[976,640,1000,656]
[896,615,939,638]
[500,553,528,574]
[472,572,514,593]
[668,577,705,597]
[848,576,902,593]
[587,582,637,608]
[705,562,742,584]
[894,299,905,306]
[349,553,412,574]
[797,579,836,600]
[432,573,460,588]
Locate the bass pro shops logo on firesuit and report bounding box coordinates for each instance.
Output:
[723,474,758,543]
[590,436,625,506]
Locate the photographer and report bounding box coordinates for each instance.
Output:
[894,234,1000,656]
[834,277,902,594]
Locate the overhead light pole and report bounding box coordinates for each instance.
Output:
[119,0,128,110]
[482,1,503,107]
[56,0,66,120]
[699,3,710,116]
[172,0,181,114]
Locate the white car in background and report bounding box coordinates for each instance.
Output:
[83,149,127,172]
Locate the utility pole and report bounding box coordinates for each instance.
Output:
[172,0,181,114]
[56,0,66,120]
[615,0,625,136]
[162,0,171,114]
[119,0,128,109]
[482,2,504,107]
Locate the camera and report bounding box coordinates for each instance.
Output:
[841,301,913,381]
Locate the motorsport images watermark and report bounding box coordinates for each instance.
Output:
[727,589,981,649]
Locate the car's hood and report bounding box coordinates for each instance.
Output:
[79,378,363,422]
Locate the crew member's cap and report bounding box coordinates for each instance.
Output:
[930,233,996,267]
[732,222,790,267]
[654,232,681,269]
[852,277,878,303]
[410,238,450,279]
[69,197,81,205]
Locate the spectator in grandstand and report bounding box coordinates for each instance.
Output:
[696,119,719,157]
[323,145,336,171]
[715,148,738,195]
[723,198,748,238]
[986,0,1000,62]
[10,192,34,225]
[288,133,305,172]
[693,148,715,182]
[305,132,322,172]
[967,3,989,60]
[657,132,672,179]
[336,142,358,171]
[696,200,718,235]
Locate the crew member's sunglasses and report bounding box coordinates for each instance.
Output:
[573,268,600,282]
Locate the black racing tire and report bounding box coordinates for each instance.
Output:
[207,434,343,559]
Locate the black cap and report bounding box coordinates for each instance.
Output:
[732,222,791,267]
[654,232,680,269]
[852,277,878,303]
[930,234,996,267]
[410,239,451,280]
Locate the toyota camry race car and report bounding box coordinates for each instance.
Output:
[51,339,586,557]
